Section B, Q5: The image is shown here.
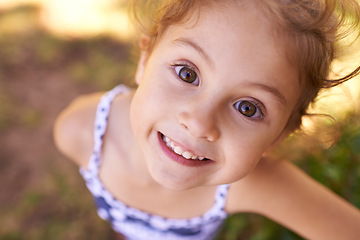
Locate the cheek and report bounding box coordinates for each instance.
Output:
[130,86,153,138]
[221,128,279,175]
[130,82,168,136]
[219,154,261,184]
[129,92,142,141]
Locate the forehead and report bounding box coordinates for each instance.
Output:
[150,1,300,109]
[156,1,290,66]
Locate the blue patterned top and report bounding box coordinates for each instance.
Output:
[80,85,230,240]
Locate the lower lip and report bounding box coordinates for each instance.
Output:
[157,132,213,167]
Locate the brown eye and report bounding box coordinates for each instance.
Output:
[235,101,257,117]
[175,66,198,84]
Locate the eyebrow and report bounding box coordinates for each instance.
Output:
[245,82,287,107]
[172,38,287,107]
[172,38,215,68]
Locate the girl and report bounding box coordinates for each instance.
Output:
[54,0,360,239]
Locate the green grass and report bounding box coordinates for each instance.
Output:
[0,4,359,240]
[216,111,360,239]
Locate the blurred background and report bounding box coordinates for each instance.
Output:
[0,0,359,239]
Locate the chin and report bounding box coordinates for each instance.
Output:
[150,170,200,191]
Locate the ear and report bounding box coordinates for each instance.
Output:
[135,35,150,85]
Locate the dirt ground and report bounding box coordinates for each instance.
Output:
[1,4,360,240]
[0,5,136,239]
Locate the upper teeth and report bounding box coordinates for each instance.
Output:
[164,136,205,161]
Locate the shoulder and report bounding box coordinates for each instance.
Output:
[226,157,328,214]
[227,157,360,239]
[226,157,296,213]
[53,92,105,167]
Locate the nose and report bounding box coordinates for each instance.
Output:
[177,102,220,142]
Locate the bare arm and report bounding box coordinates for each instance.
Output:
[227,157,360,240]
[53,92,104,167]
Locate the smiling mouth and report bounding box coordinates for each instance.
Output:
[159,133,212,162]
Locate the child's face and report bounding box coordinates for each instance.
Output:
[130,2,300,190]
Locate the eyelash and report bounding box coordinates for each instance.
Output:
[171,61,200,86]
[233,100,265,120]
[170,61,265,121]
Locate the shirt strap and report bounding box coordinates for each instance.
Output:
[85,85,130,175]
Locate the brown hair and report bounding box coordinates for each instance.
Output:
[130,0,360,132]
